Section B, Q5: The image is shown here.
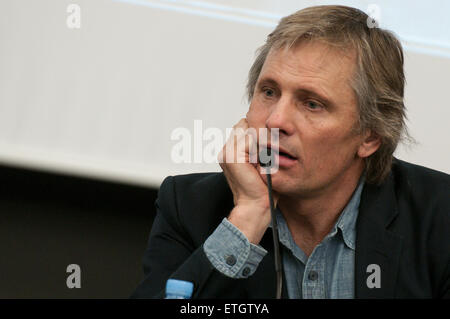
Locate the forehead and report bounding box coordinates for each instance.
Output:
[258,40,357,104]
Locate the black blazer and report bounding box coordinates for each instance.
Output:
[132,158,450,298]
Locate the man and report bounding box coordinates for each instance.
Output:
[132,6,450,298]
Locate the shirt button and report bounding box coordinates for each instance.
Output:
[242,267,251,277]
[308,270,318,281]
[225,255,236,266]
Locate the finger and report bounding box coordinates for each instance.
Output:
[233,118,248,129]
[232,118,249,137]
[221,119,252,164]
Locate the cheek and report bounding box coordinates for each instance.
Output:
[304,127,359,167]
[246,102,268,127]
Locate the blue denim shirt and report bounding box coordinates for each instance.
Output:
[203,175,365,299]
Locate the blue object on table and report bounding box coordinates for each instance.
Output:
[165,279,194,299]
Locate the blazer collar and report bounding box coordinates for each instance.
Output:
[355,167,403,298]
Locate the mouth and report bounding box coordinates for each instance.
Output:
[261,144,298,168]
[265,144,297,159]
[278,150,297,160]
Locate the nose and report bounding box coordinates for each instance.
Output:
[265,95,295,136]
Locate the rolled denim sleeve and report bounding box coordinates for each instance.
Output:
[203,218,268,279]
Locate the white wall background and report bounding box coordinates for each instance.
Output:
[0,0,449,188]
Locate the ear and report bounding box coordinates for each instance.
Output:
[357,130,381,158]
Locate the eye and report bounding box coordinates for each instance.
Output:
[262,87,275,98]
[305,100,323,111]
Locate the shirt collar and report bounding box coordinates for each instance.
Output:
[334,172,365,250]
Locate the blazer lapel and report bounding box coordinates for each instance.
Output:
[355,172,403,298]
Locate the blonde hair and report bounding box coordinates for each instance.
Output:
[247,5,412,185]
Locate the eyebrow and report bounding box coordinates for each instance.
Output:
[257,77,335,107]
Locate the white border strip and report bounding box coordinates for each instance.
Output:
[111,0,278,28]
[112,0,450,58]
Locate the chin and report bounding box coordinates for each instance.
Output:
[270,174,296,193]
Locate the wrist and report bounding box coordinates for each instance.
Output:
[227,204,271,245]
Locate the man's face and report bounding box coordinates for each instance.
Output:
[247,40,367,198]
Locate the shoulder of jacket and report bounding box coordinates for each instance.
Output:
[391,158,450,222]
[159,172,227,198]
[392,158,450,188]
[391,158,449,205]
